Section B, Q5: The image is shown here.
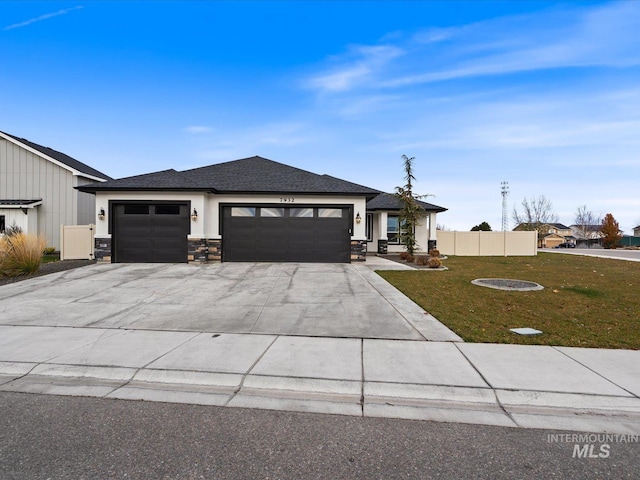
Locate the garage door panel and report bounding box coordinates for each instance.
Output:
[222,206,350,263]
[113,203,189,263]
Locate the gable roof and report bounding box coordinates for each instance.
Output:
[79,156,381,197]
[570,224,602,231]
[514,222,570,230]
[366,192,447,212]
[0,131,112,182]
[78,169,206,191]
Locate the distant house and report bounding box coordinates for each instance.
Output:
[635,226,640,237]
[513,222,575,248]
[0,131,111,250]
[78,156,447,263]
[570,224,604,240]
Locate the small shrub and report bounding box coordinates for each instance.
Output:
[43,246,56,255]
[4,222,23,237]
[415,255,429,266]
[0,233,47,277]
[399,251,410,260]
[427,257,442,269]
[429,248,440,257]
[406,254,415,263]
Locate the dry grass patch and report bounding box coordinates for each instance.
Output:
[0,233,47,277]
[378,253,640,349]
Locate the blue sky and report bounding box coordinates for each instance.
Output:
[2,1,639,232]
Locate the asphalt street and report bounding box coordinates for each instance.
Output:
[1,392,637,479]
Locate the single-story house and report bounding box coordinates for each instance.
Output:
[0,131,111,250]
[513,222,575,248]
[78,156,446,263]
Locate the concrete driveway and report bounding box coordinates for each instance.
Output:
[0,262,460,341]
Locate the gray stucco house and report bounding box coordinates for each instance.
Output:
[0,131,111,250]
[79,156,446,263]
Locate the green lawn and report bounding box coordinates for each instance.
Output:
[378,253,640,349]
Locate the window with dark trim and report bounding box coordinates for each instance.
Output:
[366,213,373,242]
[124,205,149,215]
[260,207,285,217]
[155,205,180,215]
[318,208,342,218]
[291,208,313,218]
[231,207,256,217]
[0,215,5,234]
[387,215,400,244]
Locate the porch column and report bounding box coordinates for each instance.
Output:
[377,211,388,254]
[428,212,438,251]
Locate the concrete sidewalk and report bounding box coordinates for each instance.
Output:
[1,325,639,434]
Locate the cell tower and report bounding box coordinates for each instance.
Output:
[501,181,509,231]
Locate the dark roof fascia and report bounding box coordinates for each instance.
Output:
[0,199,43,208]
[76,186,213,193]
[367,205,448,213]
[213,189,375,197]
[366,192,447,212]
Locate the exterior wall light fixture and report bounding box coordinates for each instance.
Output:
[98,208,106,220]
[355,212,362,224]
[191,208,198,221]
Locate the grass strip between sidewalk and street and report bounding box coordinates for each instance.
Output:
[378,253,640,349]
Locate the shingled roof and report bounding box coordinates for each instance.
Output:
[0,131,111,181]
[366,192,447,212]
[78,156,380,197]
[78,169,206,191]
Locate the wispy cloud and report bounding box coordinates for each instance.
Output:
[3,6,84,31]
[306,45,403,93]
[184,125,213,134]
[187,121,318,164]
[306,2,640,93]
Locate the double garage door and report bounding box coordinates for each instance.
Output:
[222,205,351,263]
[112,203,351,263]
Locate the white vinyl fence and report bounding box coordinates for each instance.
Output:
[60,224,95,260]
[437,231,537,256]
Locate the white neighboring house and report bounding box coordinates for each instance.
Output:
[78,156,447,263]
[0,131,111,250]
[570,224,605,247]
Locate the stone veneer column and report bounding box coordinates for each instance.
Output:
[94,237,112,263]
[350,240,367,261]
[187,238,223,263]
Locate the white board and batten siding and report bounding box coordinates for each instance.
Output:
[0,137,97,250]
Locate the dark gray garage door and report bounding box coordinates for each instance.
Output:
[222,206,351,263]
[113,203,190,263]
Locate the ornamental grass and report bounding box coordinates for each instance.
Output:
[0,232,47,277]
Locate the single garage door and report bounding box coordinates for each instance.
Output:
[113,203,190,263]
[222,205,351,263]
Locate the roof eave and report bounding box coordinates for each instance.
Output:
[76,186,214,193]
[0,131,110,182]
[214,189,378,198]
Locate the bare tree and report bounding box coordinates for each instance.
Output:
[512,196,559,229]
[574,205,601,245]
